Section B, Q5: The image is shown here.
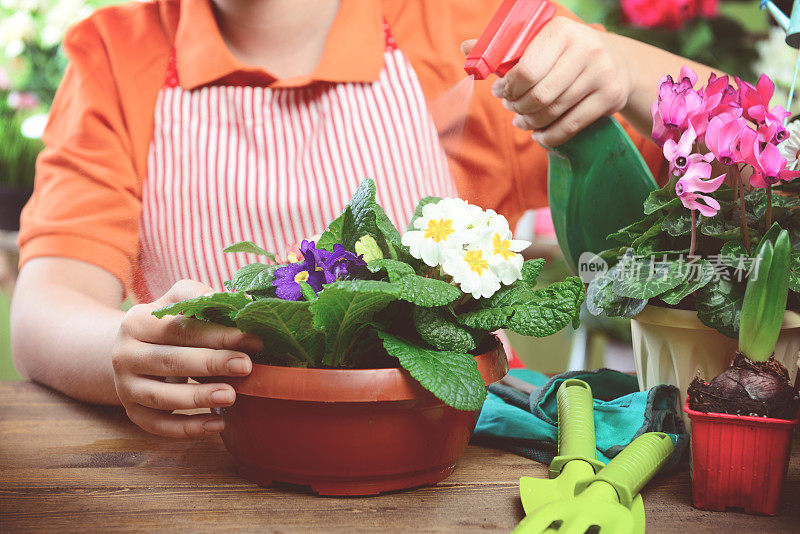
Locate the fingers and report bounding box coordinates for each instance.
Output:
[497,20,569,101]
[156,279,215,306]
[124,377,237,411]
[461,39,477,56]
[508,69,596,130]
[502,48,589,116]
[124,305,263,354]
[531,94,610,147]
[124,403,226,438]
[123,343,253,377]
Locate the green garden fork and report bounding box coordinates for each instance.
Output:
[516,432,674,533]
[517,379,646,533]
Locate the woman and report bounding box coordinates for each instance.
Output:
[11,0,715,437]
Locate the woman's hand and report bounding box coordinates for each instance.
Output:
[111,279,263,438]
[463,16,632,147]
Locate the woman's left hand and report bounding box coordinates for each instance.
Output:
[463,16,631,147]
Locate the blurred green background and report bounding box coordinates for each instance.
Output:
[0,0,798,380]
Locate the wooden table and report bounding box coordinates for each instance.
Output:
[2,381,799,532]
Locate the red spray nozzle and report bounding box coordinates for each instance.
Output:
[464,0,557,80]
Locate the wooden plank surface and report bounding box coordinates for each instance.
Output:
[1,381,799,532]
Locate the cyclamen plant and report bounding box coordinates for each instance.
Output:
[154,180,585,411]
[588,67,800,338]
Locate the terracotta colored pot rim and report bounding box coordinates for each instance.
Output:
[223,342,508,403]
[634,305,800,331]
[683,399,800,428]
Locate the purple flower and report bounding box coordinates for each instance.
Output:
[272,261,325,301]
[272,240,330,300]
[271,240,366,300]
[324,244,366,281]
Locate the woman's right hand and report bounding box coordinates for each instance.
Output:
[111,279,263,438]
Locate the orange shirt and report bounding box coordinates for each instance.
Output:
[19,0,664,295]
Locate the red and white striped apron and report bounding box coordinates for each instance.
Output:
[139,22,457,300]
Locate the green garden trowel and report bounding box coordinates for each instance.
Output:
[517,432,674,534]
[516,379,646,534]
[547,117,658,274]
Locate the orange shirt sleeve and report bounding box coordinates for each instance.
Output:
[18,16,143,290]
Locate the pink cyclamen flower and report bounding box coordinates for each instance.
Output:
[675,161,726,216]
[663,126,696,173]
[746,141,800,187]
[738,75,775,118]
[705,115,747,165]
[651,69,703,146]
[689,73,742,140]
[750,104,791,144]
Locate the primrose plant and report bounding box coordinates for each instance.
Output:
[154,179,585,411]
[588,67,800,338]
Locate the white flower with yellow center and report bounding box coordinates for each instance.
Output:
[442,248,501,299]
[402,198,473,267]
[480,215,531,284]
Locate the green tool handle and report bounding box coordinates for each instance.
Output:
[575,432,674,508]
[549,379,604,478]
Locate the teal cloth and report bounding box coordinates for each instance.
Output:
[472,368,688,467]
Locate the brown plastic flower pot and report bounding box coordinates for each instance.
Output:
[213,342,508,496]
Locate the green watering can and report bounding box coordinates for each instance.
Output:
[547,117,658,273]
[517,379,646,534]
[465,0,659,273]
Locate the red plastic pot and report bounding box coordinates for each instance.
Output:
[684,399,799,515]
[214,343,508,496]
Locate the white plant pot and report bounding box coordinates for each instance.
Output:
[631,305,800,426]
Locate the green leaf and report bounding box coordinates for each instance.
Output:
[586,269,647,319]
[698,216,740,240]
[377,331,487,411]
[458,277,585,337]
[233,299,323,364]
[662,211,692,237]
[739,231,791,361]
[630,220,664,251]
[395,275,462,307]
[754,194,800,219]
[643,183,681,215]
[223,241,277,262]
[659,259,715,306]
[310,280,401,366]
[720,241,748,270]
[374,202,406,261]
[152,292,252,327]
[608,214,661,245]
[611,255,685,299]
[224,263,282,294]
[790,253,800,294]
[414,307,476,353]
[366,258,415,282]
[407,196,442,232]
[696,277,744,339]
[342,179,382,251]
[298,281,318,302]
[483,281,538,309]
[521,258,546,286]
[317,208,348,251]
